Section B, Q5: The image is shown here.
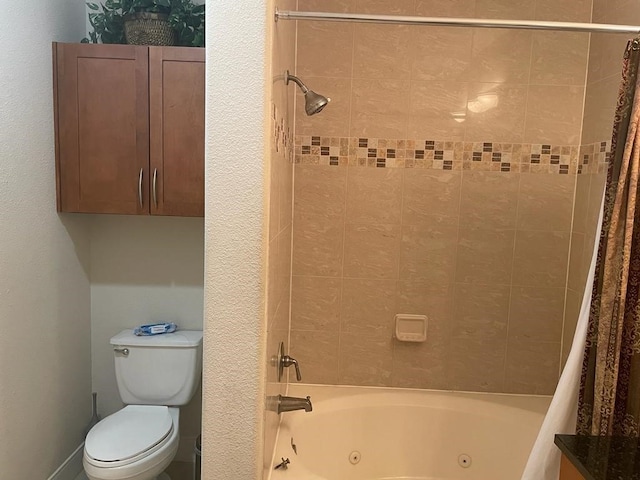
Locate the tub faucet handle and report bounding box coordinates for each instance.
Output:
[281,354,302,381]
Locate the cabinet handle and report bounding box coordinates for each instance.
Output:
[138,168,144,208]
[153,168,158,207]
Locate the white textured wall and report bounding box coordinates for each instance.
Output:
[0,1,91,478]
[203,1,270,478]
[90,215,204,460]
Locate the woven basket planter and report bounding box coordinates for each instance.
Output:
[123,12,177,46]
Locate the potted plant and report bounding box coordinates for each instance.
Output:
[83,0,205,47]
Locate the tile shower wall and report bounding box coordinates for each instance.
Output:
[263,0,295,475]
[289,0,593,395]
[562,0,637,364]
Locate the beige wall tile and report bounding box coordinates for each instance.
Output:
[452,283,510,338]
[465,83,527,142]
[470,30,532,83]
[356,0,416,14]
[290,330,340,384]
[599,35,631,82]
[608,0,640,24]
[534,0,592,22]
[586,34,607,85]
[294,165,347,220]
[268,153,281,242]
[396,280,453,322]
[407,81,468,140]
[272,289,290,333]
[415,0,477,17]
[508,286,565,342]
[392,339,449,389]
[298,0,356,11]
[402,170,461,226]
[517,174,575,232]
[455,228,515,284]
[279,156,293,233]
[582,233,599,283]
[448,336,507,392]
[396,280,452,388]
[512,230,570,287]
[400,225,459,283]
[504,340,560,394]
[291,276,342,331]
[295,77,352,137]
[410,28,473,82]
[350,78,410,138]
[582,76,619,145]
[343,223,401,278]
[292,217,344,276]
[591,0,607,22]
[530,32,589,86]
[346,167,403,223]
[296,22,354,78]
[339,333,393,386]
[475,0,535,19]
[525,85,584,145]
[567,232,587,293]
[342,278,397,337]
[572,174,591,235]
[276,225,292,310]
[587,173,607,233]
[353,24,412,79]
[562,288,582,368]
[459,171,519,229]
[267,236,279,324]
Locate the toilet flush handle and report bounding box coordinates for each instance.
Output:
[113,347,129,356]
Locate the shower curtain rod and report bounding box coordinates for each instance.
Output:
[275,9,640,34]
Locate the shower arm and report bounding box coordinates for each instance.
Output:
[284,71,309,94]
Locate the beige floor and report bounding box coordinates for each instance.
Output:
[165,461,195,480]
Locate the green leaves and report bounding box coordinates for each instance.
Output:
[83,0,205,46]
[166,0,205,47]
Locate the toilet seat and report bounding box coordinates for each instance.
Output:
[85,405,173,468]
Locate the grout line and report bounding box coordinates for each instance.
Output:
[502,170,522,391]
[558,24,593,377]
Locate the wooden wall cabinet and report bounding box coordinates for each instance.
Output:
[53,43,204,216]
[560,454,586,480]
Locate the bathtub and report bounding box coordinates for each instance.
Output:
[269,384,551,480]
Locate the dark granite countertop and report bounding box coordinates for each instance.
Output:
[555,434,640,480]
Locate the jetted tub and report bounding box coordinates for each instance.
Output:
[269,384,551,480]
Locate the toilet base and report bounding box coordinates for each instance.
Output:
[156,474,170,480]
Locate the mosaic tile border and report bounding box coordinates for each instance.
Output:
[578,141,611,175]
[294,136,583,174]
[272,104,294,162]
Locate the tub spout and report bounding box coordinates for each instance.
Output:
[276,395,312,414]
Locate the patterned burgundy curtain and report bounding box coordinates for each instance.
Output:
[578,37,640,437]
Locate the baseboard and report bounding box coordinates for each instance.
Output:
[175,434,198,463]
[48,443,84,480]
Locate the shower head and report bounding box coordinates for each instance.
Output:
[285,70,331,116]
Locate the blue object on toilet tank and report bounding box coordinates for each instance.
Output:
[133,322,178,336]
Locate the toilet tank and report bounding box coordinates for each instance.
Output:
[110,329,203,406]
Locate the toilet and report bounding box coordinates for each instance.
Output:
[83,329,203,480]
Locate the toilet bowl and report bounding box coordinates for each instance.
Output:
[84,406,179,480]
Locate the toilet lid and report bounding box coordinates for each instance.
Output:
[85,405,173,462]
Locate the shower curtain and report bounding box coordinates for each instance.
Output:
[578,37,640,438]
[522,37,640,479]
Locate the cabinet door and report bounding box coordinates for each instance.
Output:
[560,455,585,480]
[54,43,149,214]
[149,47,205,217]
